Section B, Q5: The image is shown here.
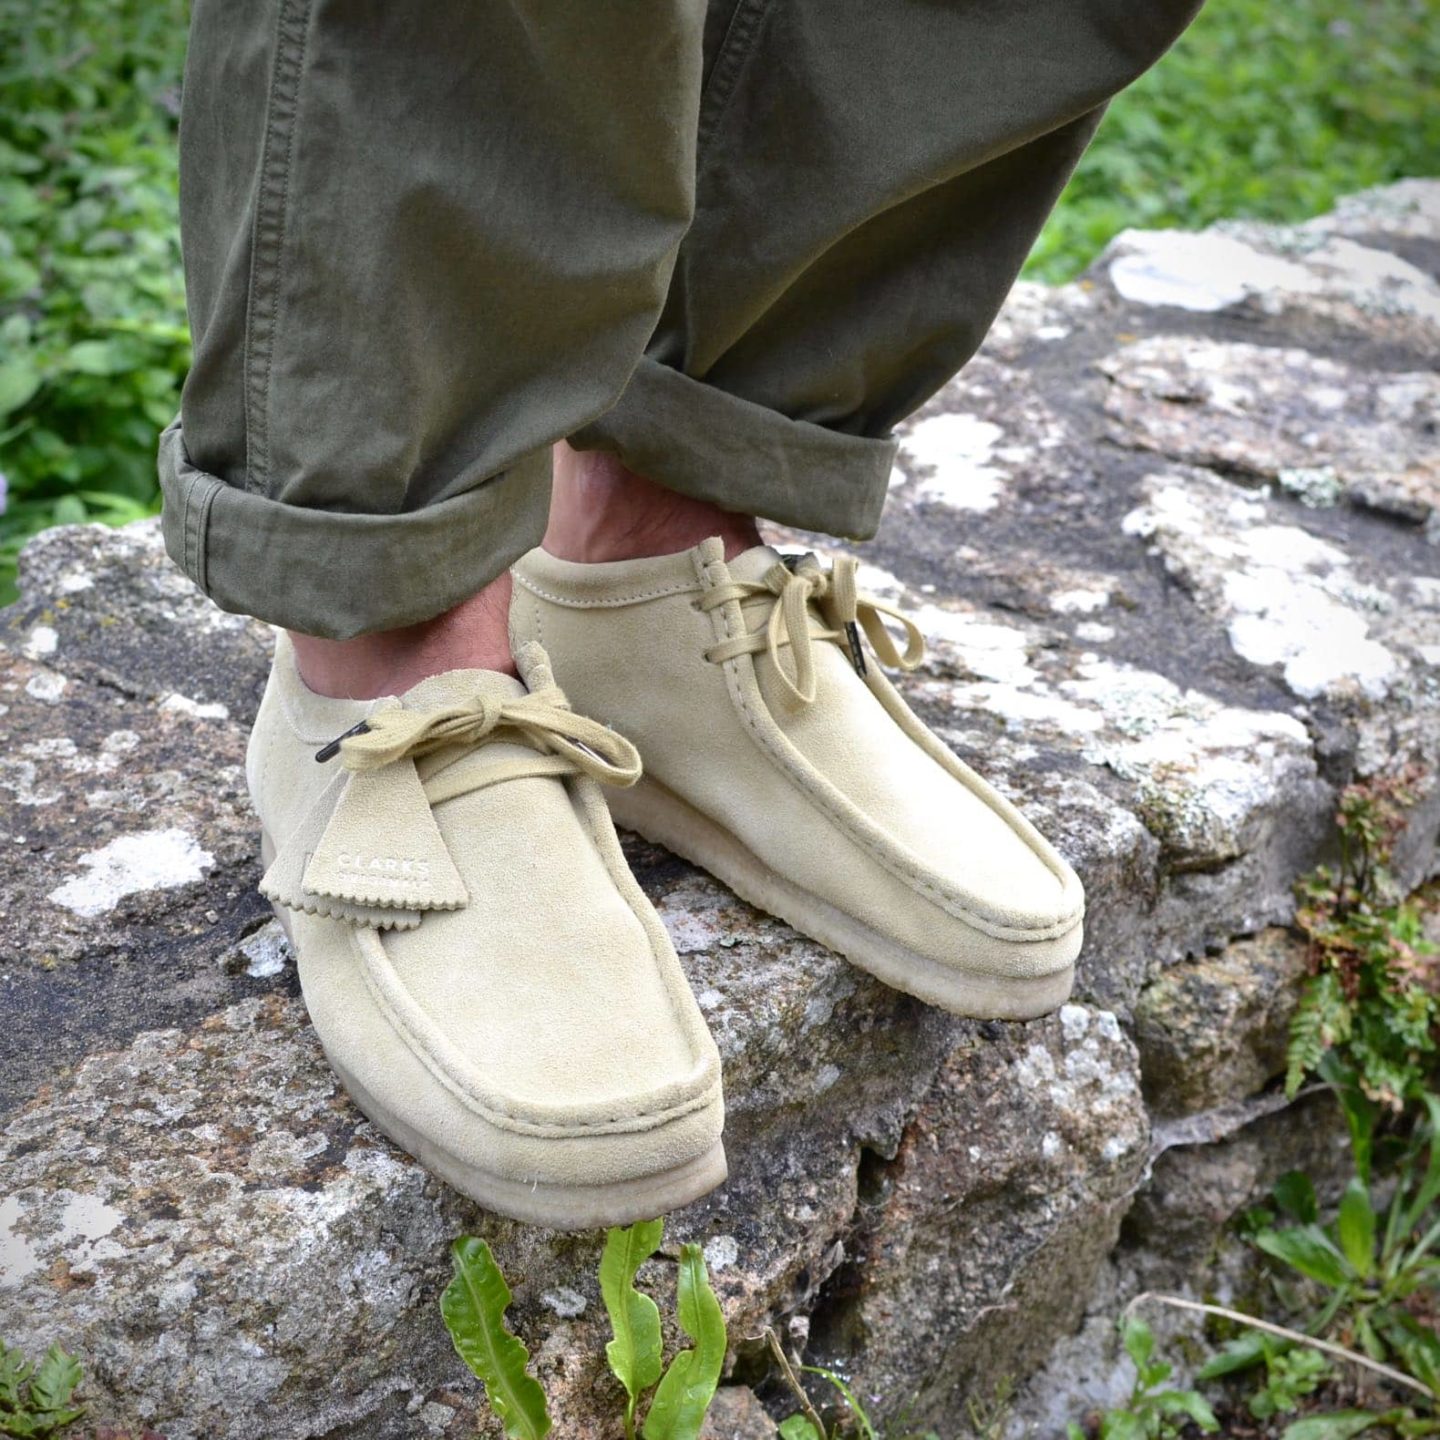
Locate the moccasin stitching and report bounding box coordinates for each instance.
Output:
[572,777,721,1061]
[347,920,723,1136]
[513,574,700,609]
[693,556,1082,941]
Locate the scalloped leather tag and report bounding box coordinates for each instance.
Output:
[299,759,468,912]
[260,773,423,930]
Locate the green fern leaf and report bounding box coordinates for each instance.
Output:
[441,1237,552,1440]
[600,1220,665,1430]
[641,1244,726,1440]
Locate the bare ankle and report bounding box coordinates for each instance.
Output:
[543,441,761,565]
[290,572,517,699]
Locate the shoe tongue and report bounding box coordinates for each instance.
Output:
[723,543,789,585]
[398,666,527,712]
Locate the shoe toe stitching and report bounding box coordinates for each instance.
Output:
[349,926,721,1137]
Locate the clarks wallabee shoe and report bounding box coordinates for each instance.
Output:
[247,634,726,1227]
[511,539,1084,1019]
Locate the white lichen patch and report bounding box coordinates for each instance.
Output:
[703,1234,740,1272]
[0,1194,42,1288]
[659,904,723,955]
[1107,229,1321,312]
[160,693,231,721]
[1051,589,1110,615]
[21,627,57,660]
[1106,220,1440,332]
[1123,471,1419,701]
[0,758,61,807]
[899,412,1006,511]
[0,1190,127,1290]
[912,606,1038,685]
[48,827,214,917]
[239,921,291,979]
[541,1287,587,1318]
[24,672,66,704]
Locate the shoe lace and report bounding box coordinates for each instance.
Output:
[315,680,641,787]
[698,552,925,704]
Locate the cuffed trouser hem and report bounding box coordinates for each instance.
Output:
[571,358,897,541]
[158,420,552,641]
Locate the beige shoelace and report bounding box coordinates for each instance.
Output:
[319,681,641,787]
[698,552,925,704]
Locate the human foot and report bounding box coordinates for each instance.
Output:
[248,633,726,1226]
[510,539,1084,1019]
[543,441,761,564]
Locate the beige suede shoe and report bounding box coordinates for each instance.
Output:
[511,540,1084,1019]
[247,635,725,1228]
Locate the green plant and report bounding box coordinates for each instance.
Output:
[767,1329,939,1440]
[1203,1094,1440,1405]
[1241,1340,1332,1421]
[600,1219,665,1439]
[0,0,189,600]
[441,1237,552,1440]
[1066,1318,1218,1440]
[0,1339,84,1439]
[637,1241,726,1440]
[1287,772,1439,1107]
[440,1221,726,1440]
[1027,0,1440,280]
[1282,1410,1440,1439]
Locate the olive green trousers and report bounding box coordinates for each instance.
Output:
[159,0,1201,639]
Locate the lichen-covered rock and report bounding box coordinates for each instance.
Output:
[1133,927,1309,1117]
[1101,337,1439,530]
[806,1005,1148,1428]
[3,183,1439,1438]
[700,1388,778,1439]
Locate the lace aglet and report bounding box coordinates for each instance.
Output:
[845,620,867,677]
[315,719,371,762]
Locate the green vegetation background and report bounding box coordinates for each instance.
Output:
[1,0,1437,601]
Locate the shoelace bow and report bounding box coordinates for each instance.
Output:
[317,681,641,787]
[699,552,925,704]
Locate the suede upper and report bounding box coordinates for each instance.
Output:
[512,540,1085,985]
[248,635,725,1189]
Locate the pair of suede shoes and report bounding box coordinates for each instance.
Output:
[249,539,1084,1228]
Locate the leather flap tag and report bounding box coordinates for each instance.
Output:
[301,760,468,911]
[260,773,424,929]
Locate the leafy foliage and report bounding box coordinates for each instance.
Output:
[1203,1090,1440,1429]
[440,1237,552,1440]
[442,1222,726,1440]
[1027,0,1440,280]
[1247,1345,1331,1422]
[0,0,189,597]
[600,1218,665,1440]
[0,1339,84,1438]
[1066,1317,1219,1440]
[1285,771,1439,1107]
[641,1243,727,1440]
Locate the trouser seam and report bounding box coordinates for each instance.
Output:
[243,0,312,496]
[695,0,770,163]
[179,462,194,578]
[193,473,219,594]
